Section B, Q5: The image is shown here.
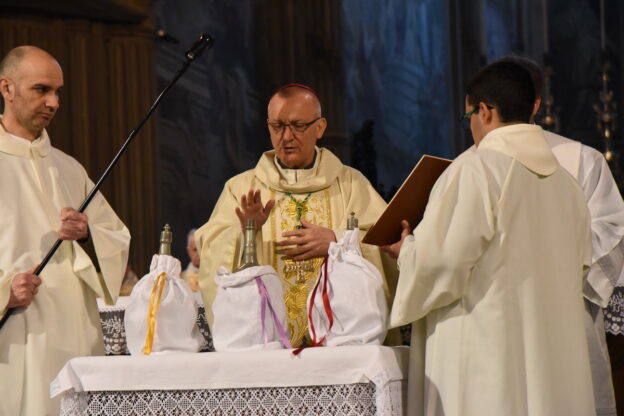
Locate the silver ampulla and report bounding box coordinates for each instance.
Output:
[237,218,259,271]
[347,212,358,230]
[159,224,173,255]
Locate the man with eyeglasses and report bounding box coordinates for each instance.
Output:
[456,56,624,416]
[385,61,595,415]
[196,84,394,348]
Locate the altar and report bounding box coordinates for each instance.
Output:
[52,345,408,415]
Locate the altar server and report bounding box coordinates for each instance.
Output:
[458,55,624,416]
[0,46,130,415]
[386,60,595,415]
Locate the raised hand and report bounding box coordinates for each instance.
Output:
[235,189,276,231]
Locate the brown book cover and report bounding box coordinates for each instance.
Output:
[363,155,452,246]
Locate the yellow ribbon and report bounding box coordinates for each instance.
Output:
[142,272,167,355]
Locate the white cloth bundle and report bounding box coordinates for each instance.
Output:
[124,254,204,355]
[307,228,388,346]
[212,265,291,351]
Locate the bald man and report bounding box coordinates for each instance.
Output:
[196,85,395,347]
[181,228,200,292]
[0,46,130,415]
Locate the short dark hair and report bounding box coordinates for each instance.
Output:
[493,55,543,98]
[466,60,536,123]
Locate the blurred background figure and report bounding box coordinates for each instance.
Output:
[119,265,139,297]
[181,228,200,292]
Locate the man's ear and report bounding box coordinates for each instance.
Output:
[0,78,14,103]
[479,102,494,124]
[315,117,327,140]
[532,98,542,120]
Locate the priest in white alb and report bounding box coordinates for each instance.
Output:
[0,46,130,415]
[385,61,595,415]
[457,56,624,416]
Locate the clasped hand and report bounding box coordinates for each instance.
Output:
[58,207,89,241]
[6,209,89,310]
[277,220,336,261]
[8,265,41,308]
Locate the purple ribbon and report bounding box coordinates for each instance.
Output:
[255,276,292,349]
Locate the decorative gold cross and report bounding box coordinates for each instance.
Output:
[284,260,315,284]
[285,192,312,228]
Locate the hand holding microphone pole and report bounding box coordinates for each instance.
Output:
[0,32,215,331]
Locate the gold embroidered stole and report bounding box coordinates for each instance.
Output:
[270,189,332,347]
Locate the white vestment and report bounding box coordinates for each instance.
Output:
[391,124,595,416]
[0,126,130,416]
[458,130,624,415]
[544,131,624,416]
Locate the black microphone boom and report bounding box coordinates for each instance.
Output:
[0,33,214,331]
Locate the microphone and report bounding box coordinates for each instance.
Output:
[185,33,214,61]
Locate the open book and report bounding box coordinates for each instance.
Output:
[362,155,452,246]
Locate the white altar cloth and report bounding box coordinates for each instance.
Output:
[52,345,408,396]
[52,346,407,415]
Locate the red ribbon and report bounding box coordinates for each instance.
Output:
[293,254,332,355]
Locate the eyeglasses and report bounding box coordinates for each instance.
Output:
[461,105,494,128]
[267,117,321,135]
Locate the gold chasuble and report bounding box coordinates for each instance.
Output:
[197,147,395,347]
[272,189,332,346]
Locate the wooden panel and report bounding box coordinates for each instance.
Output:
[0,0,148,24]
